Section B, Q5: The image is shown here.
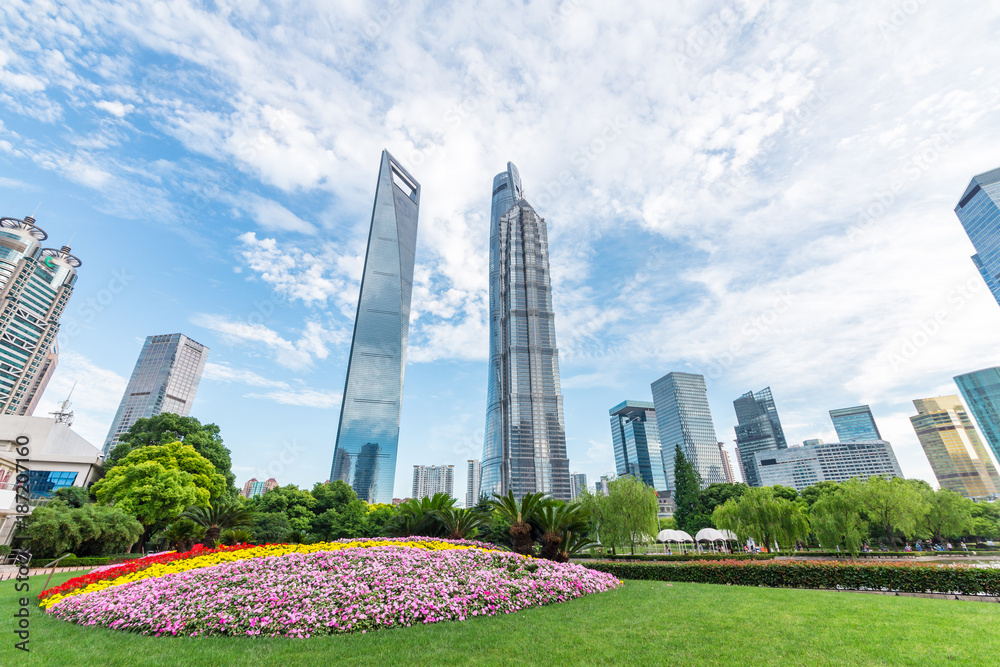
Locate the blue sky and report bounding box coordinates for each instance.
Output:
[2,0,1000,501]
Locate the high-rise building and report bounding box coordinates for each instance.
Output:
[412,464,454,499]
[954,166,1000,306]
[609,400,667,491]
[0,216,79,416]
[652,372,725,489]
[733,444,747,483]
[466,459,481,508]
[570,472,588,500]
[595,475,611,495]
[829,405,882,442]
[331,151,420,504]
[481,162,571,501]
[910,396,1000,498]
[756,440,903,490]
[241,477,278,498]
[733,387,787,488]
[718,442,736,484]
[103,333,209,455]
[955,367,1000,465]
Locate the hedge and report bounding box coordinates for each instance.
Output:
[583,560,1000,596]
[574,553,777,562]
[30,554,145,568]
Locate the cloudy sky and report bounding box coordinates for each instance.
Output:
[2,0,999,500]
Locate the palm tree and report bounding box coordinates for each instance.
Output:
[391,493,456,537]
[435,507,490,540]
[219,528,252,546]
[559,528,599,563]
[535,503,590,561]
[153,518,205,552]
[180,502,252,548]
[490,491,549,556]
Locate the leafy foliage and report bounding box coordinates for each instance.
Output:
[600,476,659,555]
[391,493,457,538]
[250,512,292,544]
[435,507,491,541]
[19,502,143,556]
[53,486,91,508]
[810,487,867,556]
[245,484,317,532]
[219,528,252,545]
[180,502,252,548]
[672,446,704,535]
[153,518,206,552]
[713,486,809,550]
[490,491,550,555]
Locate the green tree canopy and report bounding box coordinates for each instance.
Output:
[850,476,926,546]
[18,502,143,556]
[810,487,867,555]
[713,486,809,551]
[250,512,292,544]
[246,484,316,532]
[921,488,974,541]
[672,446,705,535]
[53,485,91,508]
[600,475,659,555]
[311,499,369,540]
[312,480,359,513]
[799,481,841,508]
[697,483,748,520]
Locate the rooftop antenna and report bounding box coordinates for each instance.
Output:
[50,380,76,426]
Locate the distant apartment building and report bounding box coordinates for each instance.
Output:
[466,459,481,508]
[609,400,666,491]
[656,491,675,518]
[954,166,1000,306]
[829,405,882,442]
[0,215,80,416]
[955,367,1000,465]
[651,372,725,490]
[733,387,787,487]
[570,473,588,500]
[755,440,903,491]
[733,444,747,484]
[242,477,278,498]
[412,464,454,499]
[910,396,1000,498]
[103,333,209,455]
[718,442,736,484]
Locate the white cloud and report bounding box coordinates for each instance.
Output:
[192,313,344,371]
[244,388,341,409]
[202,362,288,388]
[94,100,134,117]
[244,196,318,235]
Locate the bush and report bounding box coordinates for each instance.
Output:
[573,553,776,562]
[582,560,1000,595]
[0,545,11,557]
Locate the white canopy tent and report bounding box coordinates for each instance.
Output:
[694,528,738,553]
[655,529,694,554]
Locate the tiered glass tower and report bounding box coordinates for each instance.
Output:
[481,162,571,500]
[733,386,787,487]
[331,150,420,503]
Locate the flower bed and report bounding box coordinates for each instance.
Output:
[583,559,1000,595]
[42,538,621,637]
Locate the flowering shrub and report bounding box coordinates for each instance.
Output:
[44,543,620,637]
[584,559,1000,595]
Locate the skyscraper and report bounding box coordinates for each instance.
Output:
[331,151,420,504]
[756,440,903,490]
[829,405,882,442]
[733,387,787,487]
[481,162,571,500]
[651,372,725,490]
[954,166,1000,306]
[718,442,736,484]
[609,400,667,491]
[570,472,588,500]
[955,367,1000,465]
[466,459,481,508]
[103,333,208,454]
[412,464,454,499]
[0,216,79,416]
[910,396,1000,498]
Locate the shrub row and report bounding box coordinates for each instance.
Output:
[583,560,1000,596]
[574,553,776,562]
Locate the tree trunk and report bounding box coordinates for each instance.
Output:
[203,526,221,549]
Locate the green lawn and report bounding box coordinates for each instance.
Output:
[3,571,999,666]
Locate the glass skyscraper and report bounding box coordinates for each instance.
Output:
[829,405,882,442]
[955,166,1000,306]
[955,367,1000,465]
[609,400,667,491]
[733,387,787,487]
[103,333,209,454]
[651,372,725,490]
[331,150,420,504]
[0,215,79,417]
[910,396,1000,498]
[756,440,903,491]
[481,162,571,501]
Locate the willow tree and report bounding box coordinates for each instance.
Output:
[713,486,809,551]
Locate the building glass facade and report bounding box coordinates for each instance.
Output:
[910,396,1000,498]
[570,472,587,500]
[609,400,667,491]
[331,151,420,504]
[0,216,79,417]
[755,440,903,490]
[733,387,787,487]
[651,372,725,490]
[466,459,481,508]
[955,166,1000,306]
[481,162,571,500]
[955,367,1000,465]
[829,405,882,442]
[103,333,208,454]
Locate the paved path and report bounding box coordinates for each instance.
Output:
[0,565,94,581]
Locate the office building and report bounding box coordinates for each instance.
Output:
[955,367,1000,465]
[103,333,209,455]
[242,477,278,498]
[0,216,79,417]
[718,442,736,484]
[830,405,882,442]
[910,396,1000,498]
[595,475,611,495]
[652,372,725,490]
[481,162,571,500]
[755,440,903,490]
[412,464,454,499]
[331,151,420,503]
[570,472,588,500]
[954,166,1000,306]
[466,459,481,508]
[609,400,667,491]
[733,387,787,487]
[734,444,747,483]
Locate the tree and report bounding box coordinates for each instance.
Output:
[153,518,206,551]
[112,414,237,494]
[697,483,747,520]
[490,491,549,555]
[181,502,253,548]
[219,528,252,545]
[771,485,800,502]
[435,507,491,541]
[53,486,91,508]
[312,480,359,513]
[658,517,678,531]
[601,476,659,555]
[18,502,142,556]
[971,501,1000,540]
[713,486,809,551]
[810,488,867,555]
[246,484,317,532]
[850,476,926,546]
[672,446,704,535]
[799,481,841,508]
[311,499,369,540]
[250,512,292,544]
[922,489,974,542]
[393,493,458,538]
[364,503,399,537]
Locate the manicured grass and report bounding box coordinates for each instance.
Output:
[4,570,999,665]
